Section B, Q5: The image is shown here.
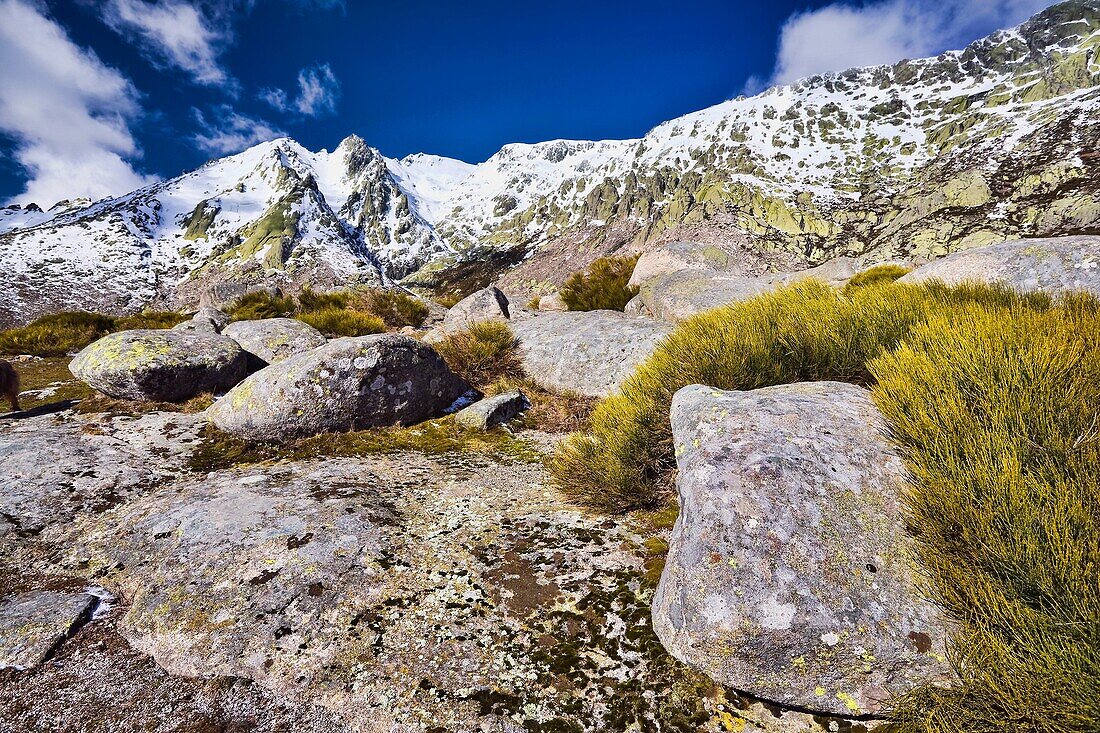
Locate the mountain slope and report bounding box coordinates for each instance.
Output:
[2,1,1099,326]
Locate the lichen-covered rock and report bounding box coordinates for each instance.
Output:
[0,591,98,669]
[454,390,529,430]
[207,334,469,441]
[897,235,1100,295]
[510,310,672,397]
[439,286,511,332]
[654,382,949,717]
[223,318,326,365]
[636,270,775,321]
[628,240,743,287]
[69,330,250,402]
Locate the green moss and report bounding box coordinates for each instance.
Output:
[181,201,219,240]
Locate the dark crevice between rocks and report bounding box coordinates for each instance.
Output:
[38,592,109,667]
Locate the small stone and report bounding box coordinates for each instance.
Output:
[454,390,530,430]
[0,591,98,669]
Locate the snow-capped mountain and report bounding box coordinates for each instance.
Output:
[2,0,1099,326]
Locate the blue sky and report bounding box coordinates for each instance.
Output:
[0,0,1052,205]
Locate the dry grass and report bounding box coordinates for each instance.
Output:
[0,311,187,357]
[844,263,912,292]
[433,321,525,389]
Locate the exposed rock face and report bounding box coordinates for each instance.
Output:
[653,382,949,717]
[454,390,529,430]
[439,286,511,333]
[628,240,743,287]
[0,591,98,669]
[510,311,672,397]
[223,318,327,364]
[897,235,1100,295]
[69,330,251,402]
[207,334,469,441]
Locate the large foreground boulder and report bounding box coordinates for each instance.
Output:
[653,382,949,717]
[510,310,672,397]
[223,318,326,365]
[897,235,1100,295]
[208,334,469,442]
[70,329,250,402]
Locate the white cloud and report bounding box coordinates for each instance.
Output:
[768,0,1051,85]
[100,0,230,86]
[192,105,287,155]
[0,0,155,206]
[260,63,340,116]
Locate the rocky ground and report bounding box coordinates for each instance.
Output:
[0,398,848,733]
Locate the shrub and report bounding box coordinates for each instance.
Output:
[297,308,385,337]
[872,299,1100,733]
[560,254,641,312]
[551,278,1054,512]
[844,263,912,292]
[227,291,295,321]
[358,289,429,328]
[434,322,524,389]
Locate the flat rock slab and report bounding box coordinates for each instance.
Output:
[510,310,672,397]
[0,411,206,540]
[898,235,1100,295]
[653,382,949,717]
[0,590,97,669]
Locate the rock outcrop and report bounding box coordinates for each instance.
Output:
[69,330,251,402]
[897,235,1100,295]
[173,307,230,333]
[635,270,775,321]
[510,310,672,397]
[207,334,469,441]
[223,318,327,365]
[628,240,744,287]
[653,382,949,717]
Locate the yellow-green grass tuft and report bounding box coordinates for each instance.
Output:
[356,289,430,328]
[871,299,1100,733]
[296,308,385,337]
[560,253,641,312]
[226,291,297,321]
[0,311,188,357]
[844,263,912,291]
[551,278,1054,513]
[434,321,525,389]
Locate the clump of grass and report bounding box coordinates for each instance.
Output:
[844,263,912,292]
[433,292,464,309]
[0,310,188,357]
[187,417,544,473]
[434,321,525,389]
[551,278,1053,512]
[226,291,296,321]
[357,289,430,328]
[560,254,641,312]
[296,308,385,337]
[295,286,348,312]
[871,298,1100,733]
